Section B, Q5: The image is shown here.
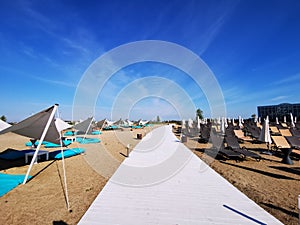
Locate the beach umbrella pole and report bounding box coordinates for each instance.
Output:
[22,104,58,184]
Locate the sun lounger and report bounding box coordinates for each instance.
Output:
[271,136,293,164]
[210,134,243,161]
[225,136,261,161]
[279,129,292,137]
[198,125,210,143]
[289,128,300,137]
[285,136,300,149]
[243,123,261,140]
[218,147,243,161]
[233,130,253,142]
[269,126,280,136]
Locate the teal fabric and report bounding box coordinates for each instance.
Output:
[92,130,102,135]
[25,141,47,147]
[49,148,85,159]
[0,173,31,197]
[76,137,100,144]
[64,131,77,136]
[25,140,72,148]
[44,140,72,148]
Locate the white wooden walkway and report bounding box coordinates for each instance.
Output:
[79,125,283,225]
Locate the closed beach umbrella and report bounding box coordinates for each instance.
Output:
[220,117,225,134]
[283,116,286,123]
[238,116,243,128]
[224,117,228,128]
[295,117,297,123]
[290,113,295,128]
[275,117,279,125]
[181,120,186,133]
[259,116,272,146]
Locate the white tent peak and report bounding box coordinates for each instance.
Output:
[0,119,11,131]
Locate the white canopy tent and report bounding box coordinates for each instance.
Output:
[138,119,149,126]
[125,119,134,126]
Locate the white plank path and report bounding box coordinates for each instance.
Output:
[79,125,283,225]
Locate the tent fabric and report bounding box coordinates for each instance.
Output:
[0,173,32,197]
[96,119,106,130]
[0,119,11,131]
[55,118,73,132]
[0,105,61,144]
[74,117,94,134]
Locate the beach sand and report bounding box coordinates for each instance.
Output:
[0,125,299,224]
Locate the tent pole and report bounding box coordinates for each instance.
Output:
[59,134,70,211]
[23,104,59,184]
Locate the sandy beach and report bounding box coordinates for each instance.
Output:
[0,125,299,225]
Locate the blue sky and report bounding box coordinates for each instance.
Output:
[1,0,300,122]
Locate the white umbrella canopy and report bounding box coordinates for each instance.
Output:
[259,116,272,145]
[0,119,11,131]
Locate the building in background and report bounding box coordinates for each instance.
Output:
[257,103,300,121]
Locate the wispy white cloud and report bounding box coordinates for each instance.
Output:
[270,95,289,102]
[197,2,239,55]
[31,75,77,88]
[271,73,300,85]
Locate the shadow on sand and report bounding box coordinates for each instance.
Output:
[260,202,298,219]
[220,161,299,180]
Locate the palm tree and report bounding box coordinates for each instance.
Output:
[0,115,7,122]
